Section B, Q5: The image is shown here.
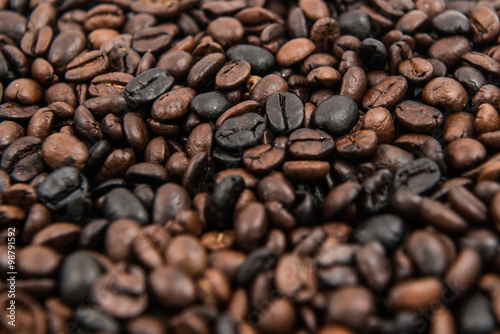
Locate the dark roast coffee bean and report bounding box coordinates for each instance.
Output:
[103,187,149,225]
[125,67,174,108]
[59,251,101,306]
[432,10,470,35]
[237,248,278,286]
[228,44,276,75]
[394,158,441,195]
[190,91,231,119]
[265,92,304,135]
[209,175,245,228]
[457,292,496,334]
[37,167,91,223]
[360,169,393,214]
[357,38,387,70]
[215,113,266,152]
[354,214,405,250]
[313,95,359,136]
[395,100,443,133]
[338,9,372,40]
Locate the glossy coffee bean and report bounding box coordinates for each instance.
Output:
[313,95,359,136]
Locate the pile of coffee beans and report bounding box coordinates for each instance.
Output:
[1,0,500,333]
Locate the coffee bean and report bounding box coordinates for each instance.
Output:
[362,76,408,111]
[313,95,359,136]
[265,92,304,135]
[37,167,91,223]
[457,292,496,334]
[234,202,268,251]
[445,138,487,171]
[422,77,468,112]
[338,9,372,40]
[166,234,207,277]
[395,100,443,133]
[125,67,174,108]
[149,265,197,310]
[47,30,86,69]
[41,133,88,170]
[93,263,148,319]
[326,286,375,331]
[432,10,470,35]
[228,44,276,75]
[209,175,245,228]
[5,78,42,105]
[103,187,149,225]
[386,277,443,311]
[275,253,317,302]
[59,251,101,306]
[89,72,134,98]
[356,241,391,291]
[288,128,334,160]
[190,91,231,119]
[394,158,441,195]
[215,113,266,152]
[251,73,289,106]
[65,51,109,83]
[237,248,278,286]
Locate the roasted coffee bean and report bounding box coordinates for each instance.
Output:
[457,292,497,334]
[125,67,174,108]
[37,167,91,223]
[215,113,266,152]
[47,30,87,69]
[59,251,101,306]
[251,73,289,106]
[190,91,231,119]
[338,9,372,40]
[265,92,304,135]
[228,44,275,75]
[422,77,468,112]
[432,10,470,35]
[275,253,317,302]
[288,128,334,160]
[356,241,391,291]
[386,277,444,312]
[362,76,408,111]
[209,175,245,228]
[394,158,441,195]
[395,100,443,133]
[313,95,359,136]
[354,214,404,250]
[326,286,375,331]
[237,248,278,286]
[65,51,108,83]
[152,87,196,122]
[445,138,487,171]
[187,52,226,89]
[103,187,149,225]
[89,72,134,98]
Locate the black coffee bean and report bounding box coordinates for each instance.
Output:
[209,175,245,228]
[215,113,266,152]
[353,214,405,250]
[228,44,276,75]
[103,187,149,225]
[190,91,231,119]
[37,167,91,224]
[125,67,174,109]
[237,248,279,286]
[265,92,304,135]
[338,9,372,40]
[357,38,387,70]
[312,95,359,136]
[394,158,441,195]
[432,10,470,35]
[59,251,101,306]
[360,169,393,214]
[457,292,496,334]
